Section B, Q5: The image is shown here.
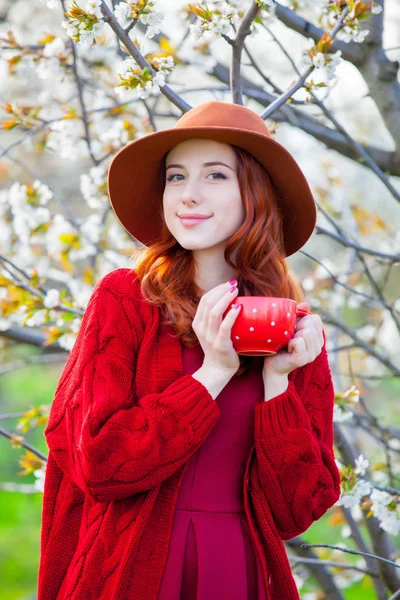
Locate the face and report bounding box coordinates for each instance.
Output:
[162,138,245,253]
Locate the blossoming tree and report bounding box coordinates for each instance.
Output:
[1,0,400,597]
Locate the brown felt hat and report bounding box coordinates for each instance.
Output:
[107,100,316,257]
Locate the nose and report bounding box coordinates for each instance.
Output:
[179,173,201,201]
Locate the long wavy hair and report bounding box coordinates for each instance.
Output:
[131,143,304,378]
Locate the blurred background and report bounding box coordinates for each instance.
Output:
[1,0,400,598]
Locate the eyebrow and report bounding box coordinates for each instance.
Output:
[165,161,235,171]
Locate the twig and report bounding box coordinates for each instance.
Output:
[230,0,261,104]
[259,7,349,119]
[301,544,400,570]
[315,226,400,261]
[0,424,48,462]
[59,0,98,165]
[273,1,364,65]
[99,1,192,113]
[288,555,377,578]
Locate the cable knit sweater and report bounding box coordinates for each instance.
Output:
[38,267,341,600]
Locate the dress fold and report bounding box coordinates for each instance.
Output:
[157,343,268,600]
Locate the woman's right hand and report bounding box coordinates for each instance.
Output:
[192,280,242,374]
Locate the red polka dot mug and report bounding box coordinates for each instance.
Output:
[222,296,311,357]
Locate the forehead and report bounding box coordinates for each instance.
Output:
[165,138,236,162]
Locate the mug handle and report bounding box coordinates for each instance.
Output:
[296,307,312,317]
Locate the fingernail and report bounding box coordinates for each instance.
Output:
[229,278,237,285]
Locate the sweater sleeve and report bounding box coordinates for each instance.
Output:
[44,274,220,503]
[251,330,341,540]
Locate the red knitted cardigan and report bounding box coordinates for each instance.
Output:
[37,267,341,600]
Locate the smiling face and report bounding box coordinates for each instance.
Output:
[162,138,246,255]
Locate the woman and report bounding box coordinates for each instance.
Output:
[38,101,341,600]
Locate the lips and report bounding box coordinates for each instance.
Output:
[179,216,212,227]
[178,215,211,220]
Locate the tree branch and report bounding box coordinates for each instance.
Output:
[259,6,349,119]
[273,1,364,65]
[231,0,261,104]
[210,62,400,175]
[99,1,192,113]
[334,425,400,592]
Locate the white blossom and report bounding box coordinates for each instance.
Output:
[354,454,369,476]
[40,0,58,8]
[84,0,102,18]
[80,165,108,209]
[312,52,325,69]
[370,489,400,536]
[340,524,352,538]
[336,479,372,508]
[0,318,11,331]
[301,277,315,291]
[61,18,80,38]
[114,1,131,28]
[152,55,174,73]
[67,279,95,309]
[342,385,360,403]
[90,118,132,153]
[26,309,48,327]
[33,180,53,205]
[42,37,65,58]
[33,467,46,493]
[13,206,51,244]
[357,324,376,342]
[371,4,383,14]
[314,259,338,279]
[79,21,105,45]
[188,2,240,40]
[8,182,28,208]
[347,294,362,309]
[46,120,87,159]
[35,56,64,80]
[58,332,78,351]
[388,438,400,450]
[189,24,203,40]
[341,25,369,44]
[333,403,353,423]
[80,213,103,244]
[45,213,76,258]
[43,288,60,308]
[141,10,164,39]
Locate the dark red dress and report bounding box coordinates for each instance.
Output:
[157,342,268,599]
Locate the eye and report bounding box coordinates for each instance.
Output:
[166,171,227,182]
[166,173,183,182]
[208,172,227,180]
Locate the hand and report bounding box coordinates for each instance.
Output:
[193,280,242,374]
[262,302,325,377]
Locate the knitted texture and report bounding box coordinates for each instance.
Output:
[37,268,341,600]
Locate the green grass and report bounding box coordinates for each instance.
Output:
[0,491,43,600]
[0,349,60,599]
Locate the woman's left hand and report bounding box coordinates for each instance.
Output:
[262,302,325,377]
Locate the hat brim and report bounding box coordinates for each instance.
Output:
[107,126,316,257]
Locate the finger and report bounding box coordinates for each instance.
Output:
[218,302,242,347]
[291,329,316,359]
[297,301,310,310]
[288,336,306,356]
[206,286,239,339]
[198,280,236,323]
[296,314,322,341]
[297,314,324,348]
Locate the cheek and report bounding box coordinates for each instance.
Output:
[162,193,174,214]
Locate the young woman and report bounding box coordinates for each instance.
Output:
[38,101,341,600]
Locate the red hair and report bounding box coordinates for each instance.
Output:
[131,144,304,378]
